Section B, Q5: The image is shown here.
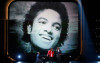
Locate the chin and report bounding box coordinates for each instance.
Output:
[42,47,50,49]
[39,46,51,49]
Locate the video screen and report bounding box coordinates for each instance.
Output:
[8,1,79,56]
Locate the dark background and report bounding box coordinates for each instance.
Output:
[0,0,100,62]
[81,0,100,54]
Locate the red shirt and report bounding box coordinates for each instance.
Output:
[47,50,54,57]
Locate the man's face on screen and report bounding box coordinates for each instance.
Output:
[29,9,62,49]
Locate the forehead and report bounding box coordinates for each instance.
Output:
[36,9,61,22]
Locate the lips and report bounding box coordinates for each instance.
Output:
[39,34,53,41]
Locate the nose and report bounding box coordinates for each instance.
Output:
[44,30,52,35]
[44,25,52,35]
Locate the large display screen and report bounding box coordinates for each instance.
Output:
[8,1,79,57]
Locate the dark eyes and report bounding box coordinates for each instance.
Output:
[38,20,61,31]
[54,25,61,31]
[38,21,46,24]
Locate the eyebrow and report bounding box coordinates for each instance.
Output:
[38,17,48,21]
[38,17,61,27]
[53,22,61,28]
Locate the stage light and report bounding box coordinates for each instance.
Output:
[17,61,21,63]
[69,56,71,58]
[17,54,21,59]
[98,55,100,59]
[69,61,71,63]
[98,61,100,63]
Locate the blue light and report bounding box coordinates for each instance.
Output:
[18,55,21,59]
[98,61,100,63]
[69,61,71,63]
[17,61,21,63]
[98,55,100,59]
